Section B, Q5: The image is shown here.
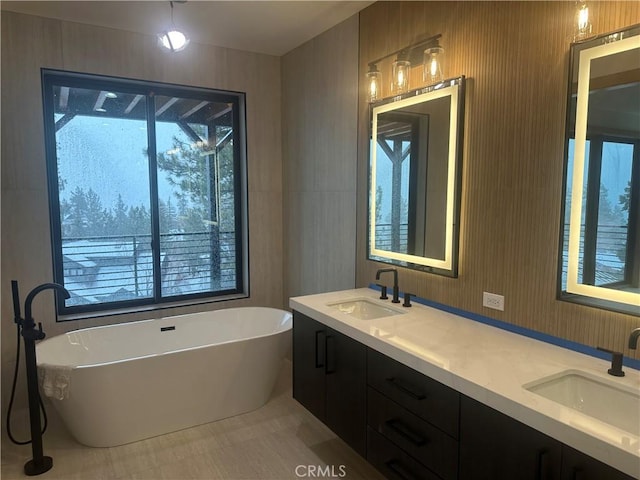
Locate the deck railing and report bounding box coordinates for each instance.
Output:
[561,223,627,286]
[62,231,237,305]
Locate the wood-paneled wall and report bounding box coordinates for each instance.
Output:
[282,15,359,300]
[356,1,640,358]
[1,12,283,415]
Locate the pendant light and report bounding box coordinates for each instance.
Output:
[159,1,190,52]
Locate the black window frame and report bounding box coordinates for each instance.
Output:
[42,69,249,317]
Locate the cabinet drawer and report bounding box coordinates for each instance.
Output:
[367,349,460,438]
[367,427,441,480]
[368,387,458,480]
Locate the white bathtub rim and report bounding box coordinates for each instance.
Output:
[63,306,291,332]
[37,306,292,369]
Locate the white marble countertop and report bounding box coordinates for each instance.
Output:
[289,288,640,478]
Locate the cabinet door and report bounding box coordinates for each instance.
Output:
[561,445,635,480]
[325,327,367,457]
[292,312,326,422]
[459,396,562,480]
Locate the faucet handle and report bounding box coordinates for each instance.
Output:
[629,328,640,350]
[597,347,625,377]
[377,284,388,300]
[403,293,413,308]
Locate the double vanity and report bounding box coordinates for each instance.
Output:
[290,288,639,479]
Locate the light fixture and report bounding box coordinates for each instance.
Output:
[365,34,443,102]
[158,1,190,52]
[366,64,382,102]
[391,51,411,95]
[423,42,444,85]
[573,1,593,42]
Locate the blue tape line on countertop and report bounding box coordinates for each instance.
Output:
[368,284,640,371]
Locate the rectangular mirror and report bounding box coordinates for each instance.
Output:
[560,25,640,315]
[368,77,465,276]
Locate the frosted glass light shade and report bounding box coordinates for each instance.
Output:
[159,30,190,52]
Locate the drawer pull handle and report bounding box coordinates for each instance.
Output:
[572,468,585,480]
[385,419,427,447]
[536,449,549,480]
[385,459,418,480]
[386,377,426,400]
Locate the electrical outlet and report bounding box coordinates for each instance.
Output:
[483,292,504,311]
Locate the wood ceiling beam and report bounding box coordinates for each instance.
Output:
[124,94,144,114]
[156,97,179,117]
[180,101,209,120]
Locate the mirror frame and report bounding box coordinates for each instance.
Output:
[368,76,465,277]
[559,25,640,315]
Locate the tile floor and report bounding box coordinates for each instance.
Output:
[1,360,384,480]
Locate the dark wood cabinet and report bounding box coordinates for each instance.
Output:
[560,445,634,480]
[293,309,635,480]
[292,311,327,421]
[367,349,460,480]
[367,387,459,480]
[367,426,442,480]
[292,311,367,456]
[459,395,562,480]
[459,396,635,480]
[367,349,460,439]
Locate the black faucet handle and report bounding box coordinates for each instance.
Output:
[629,328,640,350]
[403,293,413,307]
[377,284,388,300]
[597,346,625,377]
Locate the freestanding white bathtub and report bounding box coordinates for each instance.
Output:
[36,307,292,447]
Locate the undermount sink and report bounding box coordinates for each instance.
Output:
[327,299,405,320]
[524,370,640,436]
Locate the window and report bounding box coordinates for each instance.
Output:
[42,70,248,316]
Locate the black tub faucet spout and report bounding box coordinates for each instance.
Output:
[375,268,400,303]
[24,283,70,332]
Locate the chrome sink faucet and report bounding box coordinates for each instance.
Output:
[375,268,400,303]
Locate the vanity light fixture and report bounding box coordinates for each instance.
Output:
[366,64,382,102]
[391,51,411,95]
[365,33,442,102]
[573,1,593,42]
[423,41,444,85]
[158,1,190,52]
